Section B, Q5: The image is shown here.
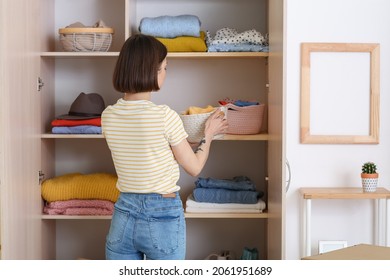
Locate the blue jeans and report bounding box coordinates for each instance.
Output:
[105,192,186,260]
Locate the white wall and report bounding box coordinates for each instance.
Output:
[285,0,390,259]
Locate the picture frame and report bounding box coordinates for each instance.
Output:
[300,43,380,144]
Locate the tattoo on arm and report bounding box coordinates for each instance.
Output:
[194,138,206,153]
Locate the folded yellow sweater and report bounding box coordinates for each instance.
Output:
[184,105,215,115]
[41,173,120,203]
[157,31,207,52]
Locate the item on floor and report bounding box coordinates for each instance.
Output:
[43,199,114,215]
[185,194,266,213]
[206,28,268,52]
[205,250,236,260]
[41,172,119,203]
[156,31,207,52]
[240,247,258,260]
[59,20,114,52]
[139,15,201,38]
[180,106,225,143]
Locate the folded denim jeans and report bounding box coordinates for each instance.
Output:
[195,176,257,191]
[193,188,261,204]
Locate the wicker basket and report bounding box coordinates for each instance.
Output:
[180,111,214,143]
[180,109,225,143]
[59,27,114,52]
[225,103,265,135]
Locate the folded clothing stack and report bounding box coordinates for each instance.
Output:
[186,194,266,213]
[41,172,120,215]
[186,176,265,213]
[52,92,105,134]
[51,118,102,134]
[206,27,268,52]
[139,15,207,52]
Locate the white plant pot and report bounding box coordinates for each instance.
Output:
[361,173,378,192]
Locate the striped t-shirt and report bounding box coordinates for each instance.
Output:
[101,99,188,194]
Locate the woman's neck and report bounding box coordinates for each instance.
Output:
[123,92,151,101]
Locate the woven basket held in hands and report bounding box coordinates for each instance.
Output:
[180,111,214,143]
[59,27,114,52]
[180,109,225,143]
[225,103,265,135]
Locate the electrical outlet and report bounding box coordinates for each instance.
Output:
[318,240,348,254]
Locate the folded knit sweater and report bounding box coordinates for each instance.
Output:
[41,173,119,203]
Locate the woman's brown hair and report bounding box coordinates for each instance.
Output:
[113,34,167,93]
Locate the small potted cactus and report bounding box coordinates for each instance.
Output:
[361,161,378,192]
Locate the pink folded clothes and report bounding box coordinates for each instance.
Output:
[43,199,114,215]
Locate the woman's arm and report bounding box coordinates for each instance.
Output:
[171,109,228,176]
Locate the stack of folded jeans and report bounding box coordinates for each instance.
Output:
[192,176,263,204]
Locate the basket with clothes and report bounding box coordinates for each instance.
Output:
[59,20,114,52]
[179,105,226,142]
[220,99,265,135]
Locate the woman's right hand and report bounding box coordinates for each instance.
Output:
[204,108,228,140]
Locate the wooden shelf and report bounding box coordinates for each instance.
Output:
[41,133,104,139]
[300,187,390,200]
[41,133,269,140]
[41,51,269,59]
[40,52,119,58]
[184,212,268,219]
[42,212,268,220]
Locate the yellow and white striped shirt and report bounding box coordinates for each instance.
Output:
[101,99,188,194]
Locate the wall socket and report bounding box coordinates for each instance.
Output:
[318,240,348,254]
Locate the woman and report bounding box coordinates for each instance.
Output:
[102,34,227,260]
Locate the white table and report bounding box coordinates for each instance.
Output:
[300,187,390,258]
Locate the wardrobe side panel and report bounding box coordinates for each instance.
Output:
[0,0,44,259]
[267,0,285,260]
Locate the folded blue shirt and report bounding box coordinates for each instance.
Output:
[52,125,102,134]
[207,43,268,52]
[233,100,260,107]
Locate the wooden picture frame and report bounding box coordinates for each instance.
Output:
[300,43,380,144]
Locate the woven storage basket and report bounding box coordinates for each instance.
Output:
[225,103,265,134]
[180,109,225,143]
[59,27,114,52]
[180,111,214,143]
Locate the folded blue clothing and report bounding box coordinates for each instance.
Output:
[139,15,201,38]
[193,188,260,204]
[207,43,268,52]
[195,176,257,191]
[233,100,259,107]
[52,125,102,134]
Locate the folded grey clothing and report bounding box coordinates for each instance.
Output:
[195,176,258,191]
[193,188,261,204]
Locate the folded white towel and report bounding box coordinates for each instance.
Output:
[185,207,264,213]
[185,194,266,213]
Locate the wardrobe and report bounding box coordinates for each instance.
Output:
[0,0,285,260]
